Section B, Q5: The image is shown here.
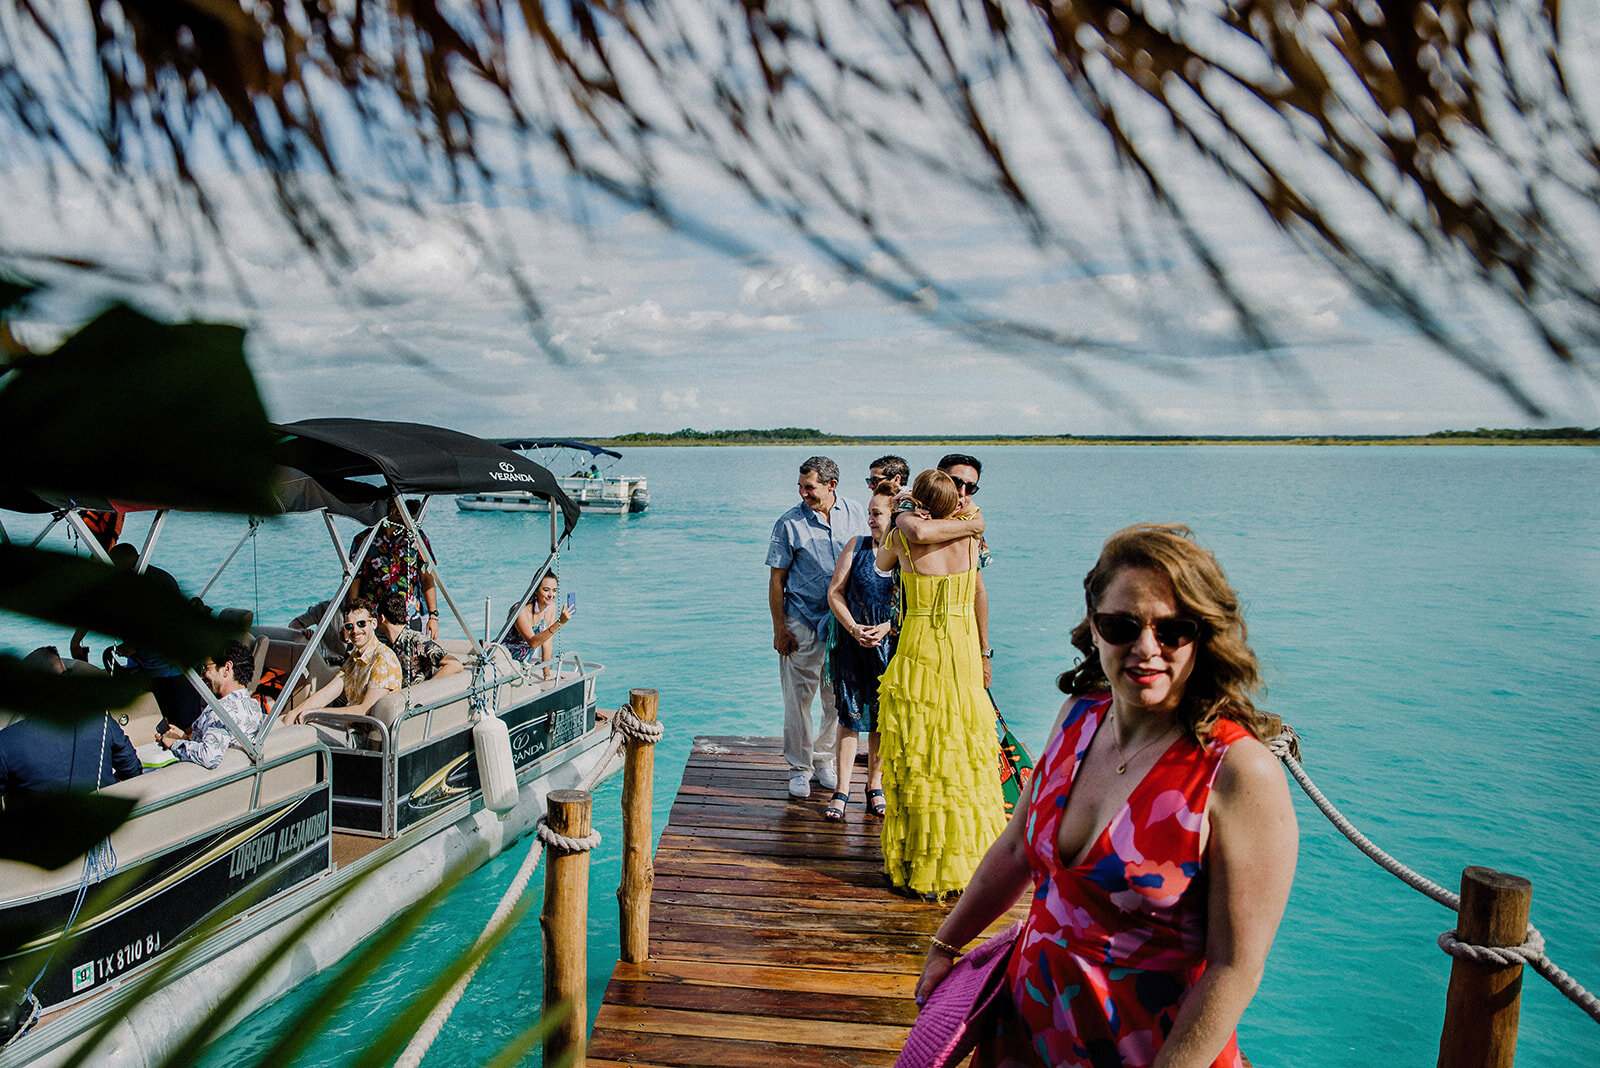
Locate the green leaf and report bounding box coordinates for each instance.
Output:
[479,1002,569,1068]
[146,847,430,1068]
[0,545,244,668]
[0,793,136,870]
[0,655,150,723]
[0,303,277,515]
[0,866,146,982]
[234,855,481,1068]
[59,859,289,1068]
[350,892,536,1068]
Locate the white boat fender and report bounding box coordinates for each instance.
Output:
[473,714,518,817]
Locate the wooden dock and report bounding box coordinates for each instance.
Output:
[587,735,1024,1067]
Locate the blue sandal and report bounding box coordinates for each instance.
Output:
[823,791,848,821]
[866,788,886,818]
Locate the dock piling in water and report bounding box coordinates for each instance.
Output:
[1437,866,1534,1068]
[543,788,594,1067]
[618,688,660,964]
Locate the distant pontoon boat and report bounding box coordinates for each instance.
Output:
[456,440,648,515]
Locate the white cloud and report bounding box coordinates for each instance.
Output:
[659,387,700,411]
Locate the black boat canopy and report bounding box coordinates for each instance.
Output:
[278,419,581,538]
[274,467,389,525]
[500,438,623,460]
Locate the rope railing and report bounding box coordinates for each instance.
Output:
[1268,725,1600,1025]
[393,699,662,1068]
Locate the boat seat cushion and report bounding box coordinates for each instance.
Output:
[366,669,473,729]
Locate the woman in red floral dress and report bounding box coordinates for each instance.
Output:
[912,525,1298,1067]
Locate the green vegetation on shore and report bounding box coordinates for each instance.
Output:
[598,427,1600,447]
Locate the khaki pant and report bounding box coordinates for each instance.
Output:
[779,615,839,772]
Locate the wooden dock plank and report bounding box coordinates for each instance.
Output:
[590,736,1026,1065]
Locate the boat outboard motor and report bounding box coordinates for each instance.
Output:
[0,983,39,1050]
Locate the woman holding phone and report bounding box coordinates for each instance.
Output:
[506,571,574,671]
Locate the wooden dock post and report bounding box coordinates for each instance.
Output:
[1437,866,1533,1068]
[618,688,659,964]
[542,789,593,1068]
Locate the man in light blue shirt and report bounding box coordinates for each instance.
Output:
[766,456,869,798]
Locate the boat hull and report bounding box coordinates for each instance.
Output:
[457,475,648,515]
[0,689,617,1067]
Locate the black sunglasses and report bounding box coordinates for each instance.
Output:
[1092,612,1200,648]
[949,477,979,495]
[343,619,372,632]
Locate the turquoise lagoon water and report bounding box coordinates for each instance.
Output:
[6,445,1598,1065]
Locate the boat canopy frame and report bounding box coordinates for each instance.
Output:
[9,418,580,765]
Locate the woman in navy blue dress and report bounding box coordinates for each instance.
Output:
[822,484,898,820]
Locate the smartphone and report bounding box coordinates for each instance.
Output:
[565,592,576,610]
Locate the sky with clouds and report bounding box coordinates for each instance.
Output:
[3,4,1596,438]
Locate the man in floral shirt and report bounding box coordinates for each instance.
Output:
[288,602,402,723]
[350,500,441,638]
[375,593,462,687]
[159,640,266,769]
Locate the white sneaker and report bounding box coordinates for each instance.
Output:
[788,770,812,798]
[814,762,838,792]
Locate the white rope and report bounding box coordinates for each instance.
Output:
[392,704,643,1067]
[611,704,664,745]
[536,815,602,854]
[1439,928,1546,966]
[392,832,546,1068]
[1272,726,1600,1024]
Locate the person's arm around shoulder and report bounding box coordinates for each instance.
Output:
[895,509,985,545]
[1151,735,1298,1068]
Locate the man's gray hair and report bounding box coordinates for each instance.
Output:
[799,456,840,484]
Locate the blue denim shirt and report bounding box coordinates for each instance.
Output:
[766,497,870,640]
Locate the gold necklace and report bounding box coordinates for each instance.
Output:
[1109,714,1178,775]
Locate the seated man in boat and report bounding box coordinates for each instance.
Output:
[0,647,143,805]
[287,601,402,723]
[375,593,462,687]
[157,639,266,769]
[349,499,441,639]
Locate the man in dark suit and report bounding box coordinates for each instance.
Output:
[0,647,142,808]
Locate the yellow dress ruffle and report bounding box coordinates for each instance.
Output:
[878,544,1005,895]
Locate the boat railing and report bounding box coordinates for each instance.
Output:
[383,652,602,750]
[1,728,331,906]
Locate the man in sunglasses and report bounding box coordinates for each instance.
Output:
[866,455,909,494]
[894,453,994,686]
[287,601,402,723]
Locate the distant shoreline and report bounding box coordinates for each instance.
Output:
[591,429,1600,447]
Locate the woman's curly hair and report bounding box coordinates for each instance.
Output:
[1057,524,1271,743]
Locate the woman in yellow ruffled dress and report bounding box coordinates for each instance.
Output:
[875,469,1006,899]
